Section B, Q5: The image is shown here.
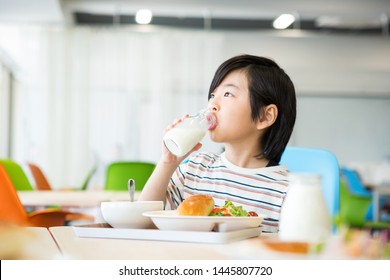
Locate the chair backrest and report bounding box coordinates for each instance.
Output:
[340,166,374,221]
[280,146,340,220]
[340,167,371,197]
[27,163,52,190]
[339,177,371,227]
[1,164,94,227]
[80,165,97,191]
[105,161,156,191]
[0,164,29,225]
[0,159,34,191]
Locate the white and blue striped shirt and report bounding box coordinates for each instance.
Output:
[166,151,290,233]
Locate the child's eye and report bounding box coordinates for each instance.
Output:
[209,93,215,99]
[224,92,233,97]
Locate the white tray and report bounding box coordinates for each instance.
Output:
[73,223,262,244]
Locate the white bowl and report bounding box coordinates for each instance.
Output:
[101,201,164,229]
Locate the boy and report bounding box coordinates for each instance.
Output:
[139,54,296,232]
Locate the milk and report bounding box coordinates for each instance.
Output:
[278,174,331,243]
[163,127,206,157]
[163,109,215,157]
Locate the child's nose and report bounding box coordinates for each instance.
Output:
[208,101,220,112]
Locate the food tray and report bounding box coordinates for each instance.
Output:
[73,223,262,244]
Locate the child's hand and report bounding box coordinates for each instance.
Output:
[161,115,202,164]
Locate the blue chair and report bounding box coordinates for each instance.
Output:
[280,146,340,224]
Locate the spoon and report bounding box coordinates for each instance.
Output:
[128,179,135,202]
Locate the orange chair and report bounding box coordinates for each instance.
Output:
[28,162,97,191]
[0,164,93,227]
[27,163,52,190]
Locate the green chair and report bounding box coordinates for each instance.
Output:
[105,161,156,192]
[339,178,371,227]
[80,165,97,191]
[0,159,34,191]
[339,174,390,230]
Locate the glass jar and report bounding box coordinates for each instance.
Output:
[279,173,331,243]
[163,109,216,157]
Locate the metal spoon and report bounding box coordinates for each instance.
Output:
[128,179,135,202]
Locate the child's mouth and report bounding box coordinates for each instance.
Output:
[207,113,217,130]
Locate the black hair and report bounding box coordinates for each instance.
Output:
[208,54,296,163]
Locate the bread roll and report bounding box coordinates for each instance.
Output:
[177,194,214,216]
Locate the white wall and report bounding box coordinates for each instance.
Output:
[292,96,390,164]
[213,30,390,165]
[220,30,390,96]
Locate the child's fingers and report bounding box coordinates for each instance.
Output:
[164,114,189,133]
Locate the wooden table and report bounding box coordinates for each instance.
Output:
[0,227,62,259]
[48,226,313,260]
[18,190,142,223]
[18,190,139,208]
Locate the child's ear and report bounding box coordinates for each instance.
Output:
[256,104,278,130]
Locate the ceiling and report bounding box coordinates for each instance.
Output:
[0,0,389,34]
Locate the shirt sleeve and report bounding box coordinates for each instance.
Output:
[164,162,187,210]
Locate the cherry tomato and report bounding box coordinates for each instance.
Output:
[248,211,258,217]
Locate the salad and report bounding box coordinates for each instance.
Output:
[209,200,258,217]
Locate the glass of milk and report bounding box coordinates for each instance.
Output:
[279,173,331,244]
[163,109,216,157]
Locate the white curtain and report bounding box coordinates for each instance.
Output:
[2,24,390,188]
[0,63,11,157]
[0,25,224,188]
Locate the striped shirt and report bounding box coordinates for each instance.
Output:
[166,151,290,233]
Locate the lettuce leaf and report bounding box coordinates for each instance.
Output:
[209,200,248,216]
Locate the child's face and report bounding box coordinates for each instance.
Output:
[207,70,260,144]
